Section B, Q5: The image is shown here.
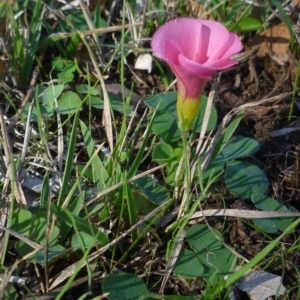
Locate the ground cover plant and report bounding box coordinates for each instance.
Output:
[0,0,300,299]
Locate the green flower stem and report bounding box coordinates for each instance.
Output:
[181,128,191,214]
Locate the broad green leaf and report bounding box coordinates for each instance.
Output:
[150,112,181,142]
[252,194,285,211]
[57,71,74,83]
[186,224,223,252]
[253,218,278,234]
[76,84,100,95]
[22,84,65,122]
[52,58,65,71]
[152,143,174,164]
[66,33,81,59]
[146,93,217,140]
[252,194,296,233]
[197,247,237,280]
[10,208,32,236]
[165,161,184,186]
[30,213,59,244]
[186,225,236,281]
[89,92,134,115]
[232,18,263,32]
[45,202,109,245]
[38,85,65,106]
[63,61,77,73]
[225,161,268,198]
[210,136,260,168]
[141,295,197,300]
[71,231,99,250]
[173,248,204,279]
[15,242,68,266]
[145,92,177,115]
[201,163,224,184]
[35,244,67,266]
[58,91,82,114]
[102,272,148,300]
[67,11,106,31]
[134,175,169,205]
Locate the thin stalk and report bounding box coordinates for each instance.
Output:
[181,130,191,214]
[288,59,300,121]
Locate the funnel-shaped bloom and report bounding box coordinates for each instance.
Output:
[151,18,242,130]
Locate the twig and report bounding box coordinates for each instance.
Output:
[0,107,27,207]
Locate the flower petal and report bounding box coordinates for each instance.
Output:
[151,18,205,62]
[150,17,243,131]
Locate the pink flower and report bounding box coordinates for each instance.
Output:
[151,18,242,130]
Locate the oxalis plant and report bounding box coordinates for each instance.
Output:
[5,10,300,300]
[102,17,299,299]
[101,18,300,299]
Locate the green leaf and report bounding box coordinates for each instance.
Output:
[134,175,169,205]
[71,231,99,250]
[52,58,65,71]
[173,248,204,279]
[15,242,68,266]
[22,84,65,122]
[152,143,174,164]
[76,84,100,95]
[225,161,268,198]
[201,163,224,185]
[145,92,177,115]
[210,136,260,168]
[102,272,148,300]
[150,112,181,142]
[232,18,263,32]
[186,224,223,252]
[252,194,296,233]
[10,208,32,236]
[57,71,74,83]
[146,93,217,142]
[58,91,82,114]
[45,202,109,245]
[165,161,184,186]
[39,85,65,106]
[186,225,236,281]
[197,247,237,280]
[30,213,59,244]
[141,295,197,300]
[89,92,134,115]
[253,218,278,234]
